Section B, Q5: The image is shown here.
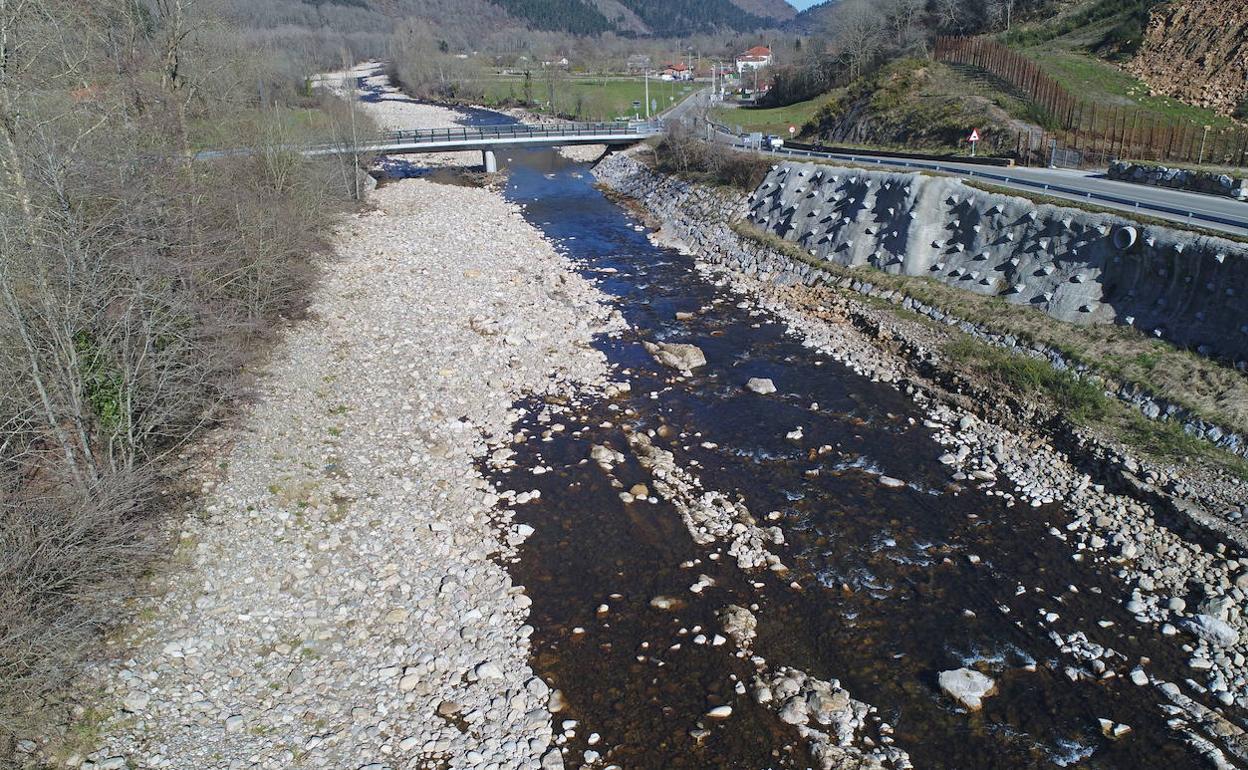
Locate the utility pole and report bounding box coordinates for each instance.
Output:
[644,68,650,119]
[341,59,360,201]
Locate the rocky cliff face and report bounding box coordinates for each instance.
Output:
[1128,0,1248,117]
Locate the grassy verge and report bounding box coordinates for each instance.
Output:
[945,338,1248,479]
[712,92,841,137]
[727,220,1248,474]
[943,337,1111,423]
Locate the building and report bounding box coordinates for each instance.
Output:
[736,45,773,74]
[660,62,693,81]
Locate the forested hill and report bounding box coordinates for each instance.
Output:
[481,0,793,35]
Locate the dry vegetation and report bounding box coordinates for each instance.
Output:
[649,126,774,190]
[0,0,368,752]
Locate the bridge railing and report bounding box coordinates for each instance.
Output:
[380,121,654,144]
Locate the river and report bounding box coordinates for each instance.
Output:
[434,108,1225,768]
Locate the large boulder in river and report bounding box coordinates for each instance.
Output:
[938,668,996,711]
[1182,614,1240,647]
[644,341,706,371]
[745,377,777,395]
[718,605,758,648]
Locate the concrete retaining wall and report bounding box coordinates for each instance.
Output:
[594,151,1248,458]
[748,161,1248,363]
[1108,161,1248,202]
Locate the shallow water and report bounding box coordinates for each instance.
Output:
[454,142,1227,768]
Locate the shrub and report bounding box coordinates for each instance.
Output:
[652,128,771,191]
[0,1,358,749]
[0,474,162,734]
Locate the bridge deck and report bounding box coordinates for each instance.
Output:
[303,121,660,157]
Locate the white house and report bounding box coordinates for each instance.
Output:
[660,62,693,81]
[736,45,773,74]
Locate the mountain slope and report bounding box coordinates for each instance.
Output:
[487,0,612,34]
[589,0,650,34]
[729,0,797,22]
[788,0,841,32]
[1127,0,1248,117]
[485,0,782,34]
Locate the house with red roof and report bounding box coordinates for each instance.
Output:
[736,45,773,74]
[660,62,693,81]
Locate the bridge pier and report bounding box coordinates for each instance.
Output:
[482,150,498,174]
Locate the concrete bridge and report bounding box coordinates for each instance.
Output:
[305,121,661,172]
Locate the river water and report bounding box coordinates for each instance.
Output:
[431,128,1225,768]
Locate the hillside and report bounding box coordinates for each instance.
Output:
[730,0,797,22]
[1127,0,1248,118]
[223,0,790,50]
[485,0,789,34]
[788,0,841,31]
[798,58,1040,154]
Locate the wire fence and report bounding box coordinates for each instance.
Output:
[934,36,1248,170]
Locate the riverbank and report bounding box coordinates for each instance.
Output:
[36,71,620,770]
[594,147,1248,767]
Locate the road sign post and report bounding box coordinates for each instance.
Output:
[969,128,981,158]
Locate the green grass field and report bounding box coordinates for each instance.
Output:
[710,93,840,137]
[478,75,697,121]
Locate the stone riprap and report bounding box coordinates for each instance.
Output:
[1109,161,1248,202]
[593,152,1248,460]
[747,162,1248,362]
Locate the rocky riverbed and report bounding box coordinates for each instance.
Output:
[592,146,1248,769]
[58,175,618,770]
[44,73,1248,770]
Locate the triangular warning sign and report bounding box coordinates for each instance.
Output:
[969,128,981,142]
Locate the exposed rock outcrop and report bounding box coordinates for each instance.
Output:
[1128,0,1248,117]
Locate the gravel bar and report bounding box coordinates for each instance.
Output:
[68,81,617,770]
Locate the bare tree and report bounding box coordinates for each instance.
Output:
[883,0,926,46]
[987,0,1016,31]
[831,0,886,81]
[934,0,966,33]
[0,0,357,744]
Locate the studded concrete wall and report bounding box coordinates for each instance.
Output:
[748,162,1248,362]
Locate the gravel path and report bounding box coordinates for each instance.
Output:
[66,71,618,770]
